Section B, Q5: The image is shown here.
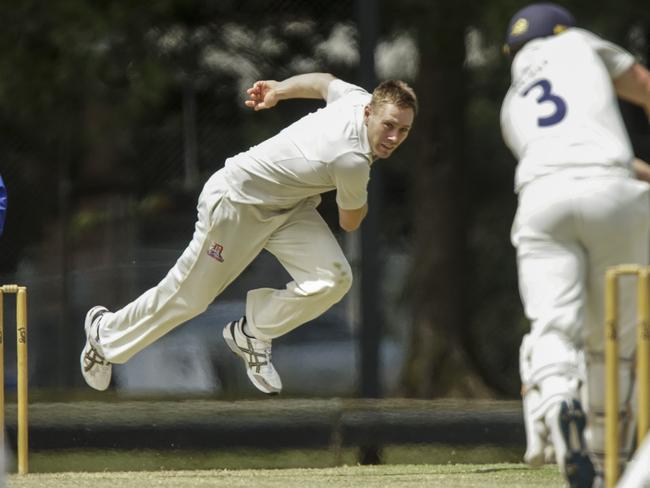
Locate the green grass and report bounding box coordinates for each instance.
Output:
[19,445,523,472]
[5,447,563,487]
[2,398,549,485]
[8,464,562,488]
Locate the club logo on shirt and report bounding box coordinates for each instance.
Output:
[207,241,225,262]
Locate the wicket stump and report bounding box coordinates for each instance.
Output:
[0,284,28,475]
[604,265,650,488]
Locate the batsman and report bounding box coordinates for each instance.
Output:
[501,3,650,487]
[0,174,6,236]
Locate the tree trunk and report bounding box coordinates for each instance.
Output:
[402,2,491,398]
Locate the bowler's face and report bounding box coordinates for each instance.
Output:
[364,103,414,159]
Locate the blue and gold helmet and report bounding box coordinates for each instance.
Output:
[504,3,575,55]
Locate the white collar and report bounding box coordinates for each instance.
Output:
[357,106,374,163]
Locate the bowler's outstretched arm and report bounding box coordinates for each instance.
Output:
[245,73,336,111]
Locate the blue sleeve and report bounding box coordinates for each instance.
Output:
[0,175,6,235]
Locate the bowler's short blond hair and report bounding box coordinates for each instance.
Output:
[370,80,418,115]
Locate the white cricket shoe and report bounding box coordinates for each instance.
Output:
[223,317,282,394]
[80,306,112,391]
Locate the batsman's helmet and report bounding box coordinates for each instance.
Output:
[504,3,575,56]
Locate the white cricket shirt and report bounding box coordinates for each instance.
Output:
[223,79,373,209]
[500,28,636,193]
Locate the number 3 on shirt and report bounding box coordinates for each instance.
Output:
[522,79,567,127]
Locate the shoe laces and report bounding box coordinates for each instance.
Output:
[260,344,273,369]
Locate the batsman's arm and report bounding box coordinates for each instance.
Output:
[338,203,368,232]
[614,63,650,116]
[245,73,336,111]
[633,157,650,183]
[0,174,6,236]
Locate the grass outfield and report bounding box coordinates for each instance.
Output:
[8,464,562,488]
[6,447,563,487]
[19,445,524,472]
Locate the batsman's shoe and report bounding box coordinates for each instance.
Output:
[80,306,112,391]
[223,317,282,394]
[558,399,595,488]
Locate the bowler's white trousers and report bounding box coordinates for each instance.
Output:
[513,173,650,463]
[98,171,353,364]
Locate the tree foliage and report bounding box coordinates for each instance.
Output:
[395,0,650,398]
[0,0,647,395]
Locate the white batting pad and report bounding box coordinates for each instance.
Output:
[617,434,650,488]
[520,332,584,466]
[582,354,636,472]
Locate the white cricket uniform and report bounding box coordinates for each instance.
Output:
[98,79,373,362]
[502,28,650,469]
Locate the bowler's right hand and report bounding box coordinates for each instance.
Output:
[245,80,279,111]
